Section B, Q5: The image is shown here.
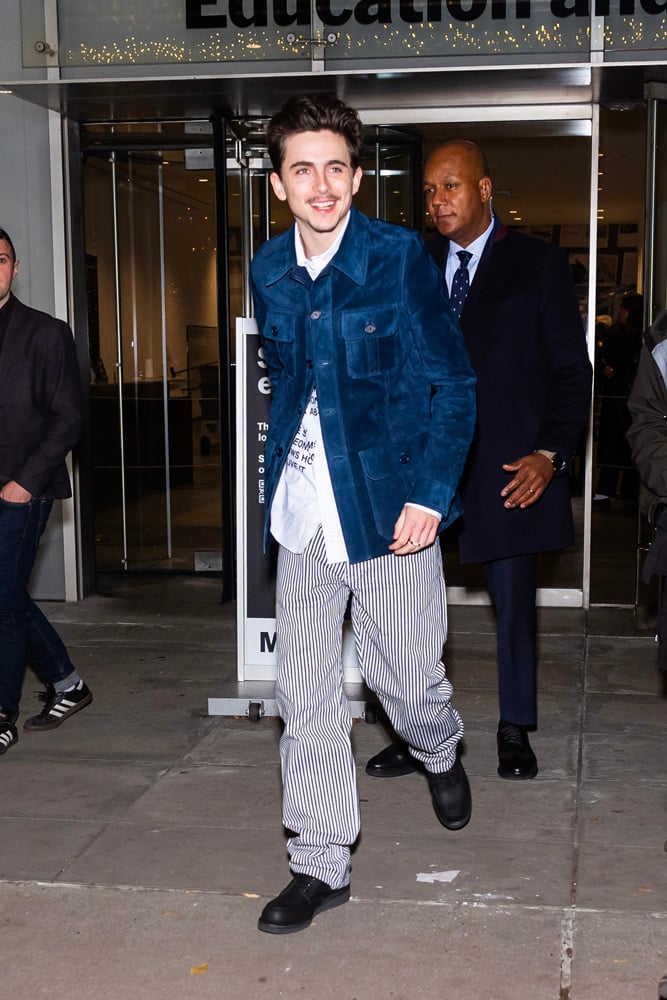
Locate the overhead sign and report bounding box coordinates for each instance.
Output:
[186,0,667,26]
[51,0,667,66]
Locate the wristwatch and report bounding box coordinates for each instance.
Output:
[535,449,566,474]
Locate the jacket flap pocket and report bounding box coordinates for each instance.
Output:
[261,313,296,343]
[341,306,398,342]
[359,432,428,481]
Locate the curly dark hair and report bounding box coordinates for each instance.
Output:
[267,94,364,174]
[0,228,16,263]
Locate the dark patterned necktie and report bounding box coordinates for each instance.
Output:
[450,250,472,318]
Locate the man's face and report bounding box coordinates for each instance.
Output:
[0,239,18,309]
[270,129,362,255]
[424,145,492,248]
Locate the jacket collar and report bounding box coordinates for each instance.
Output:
[0,294,25,393]
[260,207,369,288]
[646,309,667,351]
[428,215,507,319]
[429,214,506,265]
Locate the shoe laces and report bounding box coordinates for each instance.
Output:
[429,759,461,786]
[292,875,327,900]
[498,722,526,746]
[35,686,57,706]
[33,688,61,716]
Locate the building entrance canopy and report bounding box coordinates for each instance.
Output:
[17,0,667,73]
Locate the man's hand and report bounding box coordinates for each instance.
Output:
[0,480,32,503]
[500,453,554,509]
[390,506,440,554]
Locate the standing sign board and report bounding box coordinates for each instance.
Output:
[234,317,362,685]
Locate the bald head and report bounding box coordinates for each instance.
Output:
[424,141,493,247]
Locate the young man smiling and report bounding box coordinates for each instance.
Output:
[250,96,477,934]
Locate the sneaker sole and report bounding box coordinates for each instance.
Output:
[23,692,93,732]
[257,885,350,934]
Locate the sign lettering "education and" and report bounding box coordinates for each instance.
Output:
[185,0,666,28]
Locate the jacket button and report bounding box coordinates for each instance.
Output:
[307,359,313,369]
[311,310,321,320]
[276,447,284,457]
[271,325,278,335]
[399,453,410,464]
[364,324,376,334]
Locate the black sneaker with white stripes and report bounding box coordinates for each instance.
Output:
[23,681,93,732]
[0,722,18,755]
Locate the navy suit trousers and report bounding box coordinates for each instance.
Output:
[483,553,538,727]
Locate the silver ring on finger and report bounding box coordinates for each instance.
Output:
[410,540,419,547]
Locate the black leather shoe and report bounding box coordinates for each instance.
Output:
[258,874,350,934]
[365,740,417,778]
[497,721,538,779]
[427,756,472,830]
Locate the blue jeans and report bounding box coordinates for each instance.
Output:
[0,498,77,716]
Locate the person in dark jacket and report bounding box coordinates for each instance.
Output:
[594,292,643,503]
[366,141,592,782]
[0,228,92,757]
[627,308,667,675]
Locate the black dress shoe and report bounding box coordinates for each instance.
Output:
[258,874,350,934]
[427,756,472,830]
[365,740,417,778]
[497,721,538,780]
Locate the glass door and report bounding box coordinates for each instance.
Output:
[633,87,667,614]
[82,125,223,573]
[590,107,647,607]
[414,118,595,608]
[229,111,597,609]
[645,86,667,322]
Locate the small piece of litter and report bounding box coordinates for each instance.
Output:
[243,892,260,899]
[416,870,460,884]
[190,964,209,975]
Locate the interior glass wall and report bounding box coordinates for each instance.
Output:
[590,108,646,606]
[83,124,222,572]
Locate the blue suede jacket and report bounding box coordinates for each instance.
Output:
[250,207,476,564]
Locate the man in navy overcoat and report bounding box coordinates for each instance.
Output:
[367,141,592,781]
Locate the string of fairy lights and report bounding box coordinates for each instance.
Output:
[64,15,665,64]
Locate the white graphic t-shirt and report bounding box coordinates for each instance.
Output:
[269,221,349,563]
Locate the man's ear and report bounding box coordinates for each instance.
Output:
[479,177,492,203]
[270,171,287,202]
[352,165,363,195]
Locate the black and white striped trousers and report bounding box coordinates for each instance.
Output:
[275,527,464,889]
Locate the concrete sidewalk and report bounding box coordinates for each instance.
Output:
[0,575,664,999]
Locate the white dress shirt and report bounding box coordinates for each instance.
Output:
[445,216,495,294]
